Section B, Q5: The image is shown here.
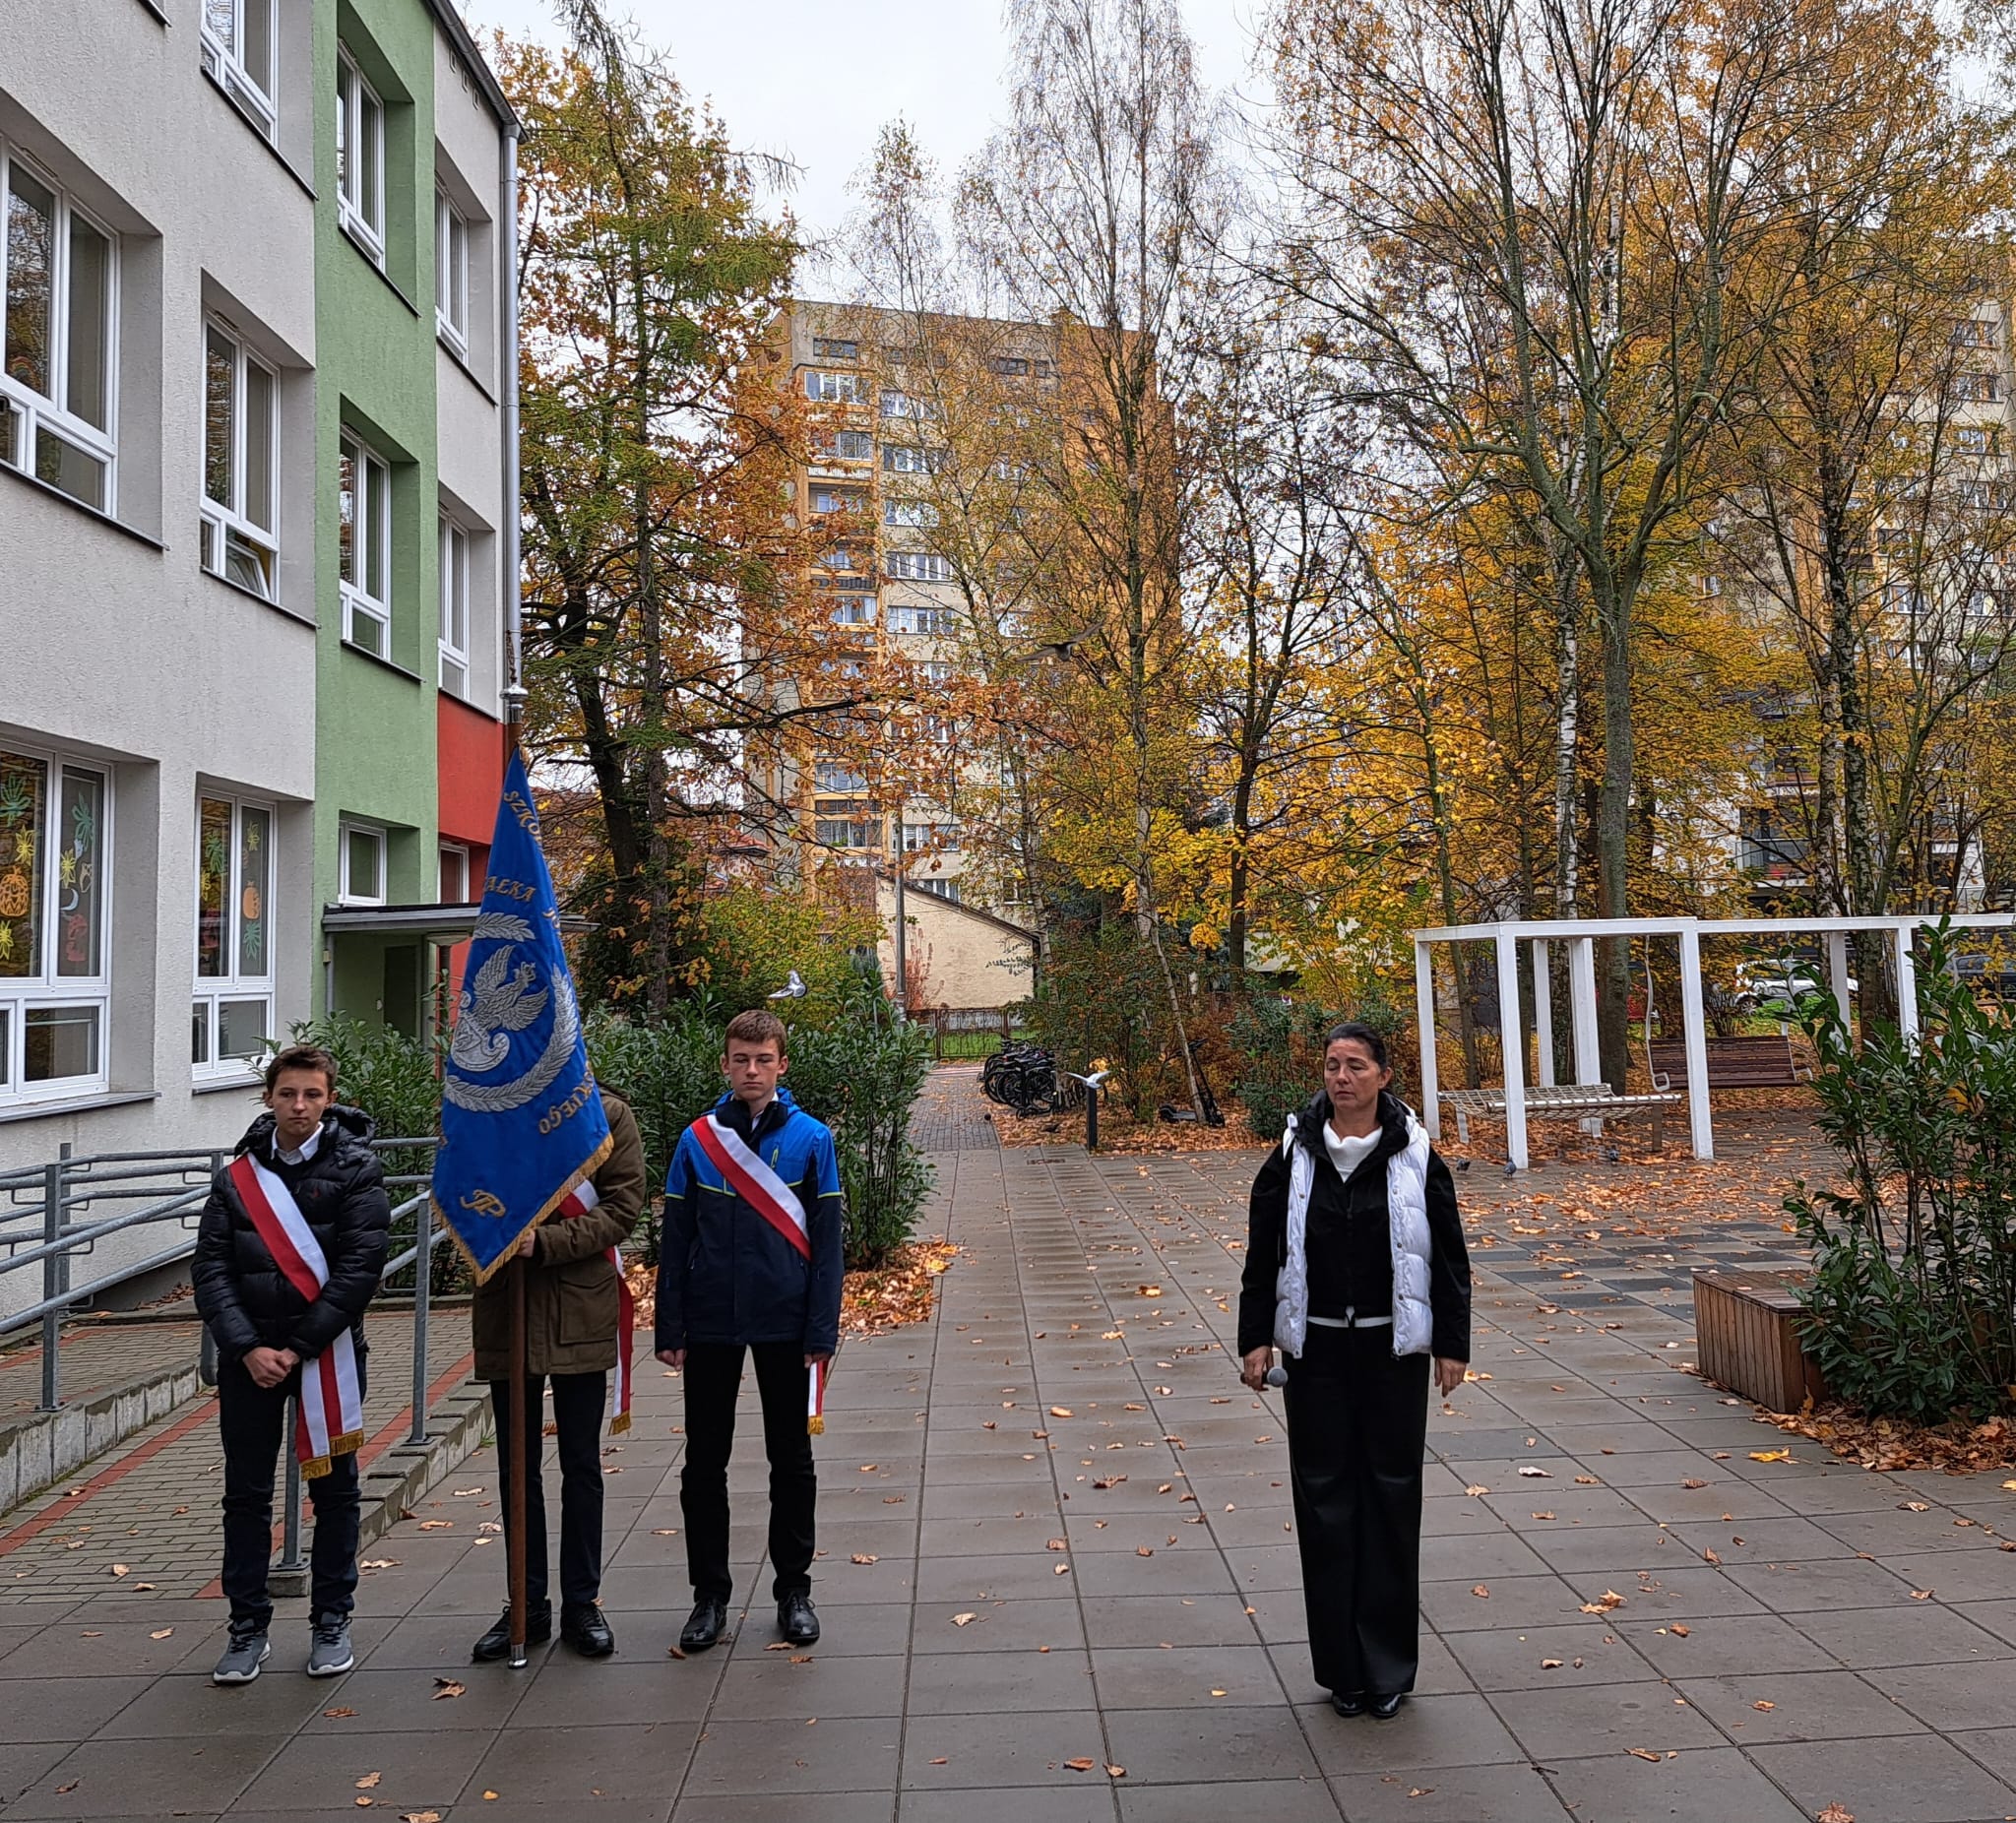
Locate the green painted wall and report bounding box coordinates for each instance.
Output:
[313,0,443,1020]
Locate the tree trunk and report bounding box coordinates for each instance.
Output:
[1596,598,1634,1093]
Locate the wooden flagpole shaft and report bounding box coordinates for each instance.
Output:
[507,1252,530,1668]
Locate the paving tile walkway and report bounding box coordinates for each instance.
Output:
[0,1108,2010,1821]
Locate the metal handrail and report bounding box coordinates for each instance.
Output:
[2,1133,462,1583]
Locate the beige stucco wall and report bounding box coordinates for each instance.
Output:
[875,880,1034,1010]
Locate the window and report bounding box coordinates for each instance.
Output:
[814,817,878,849]
[884,499,938,528]
[339,430,392,656]
[1,148,117,511]
[914,877,962,904]
[811,336,858,361]
[810,486,864,516]
[335,52,385,264]
[339,821,385,905]
[192,794,273,1080]
[1953,318,2000,349]
[827,593,875,627]
[201,322,279,598]
[883,444,942,474]
[805,369,863,404]
[887,550,953,583]
[902,821,960,852]
[814,762,867,793]
[991,355,1030,377]
[880,389,940,420]
[439,517,470,696]
[200,0,277,137]
[916,660,955,686]
[1955,426,1996,456]
[1953,370,2001,405]
[818,429,873,463]
[819,545,865,574]
[889,603,959,637]
[435,191,469,354]
[438,842,470,902]
[0,749,109,1106]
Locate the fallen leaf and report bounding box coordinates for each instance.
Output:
[325,1707,358,1719]
[400,1813,443,1823]
[54,1783,77,1795]
[1541,1658,1563,1668]
[418,1521,454,1531]
[1670,1624,1690,1637]
[1064,1758,1097,1772]
[1049,1408,1073,1418]
[360,1558,400,1569]
[1471,1584,1490,1599]
[1465,1484,1489,1496]
[1703,1547,1723,1566]
[1408,1789,1435,1798]
[952,1612,978,1627]
[109,1563,128,1577]
[1910,1590,1933,1601]
[1518,1466,1552,1478]
[1532,1511,1556,1521]
[1681,1477,1708,1489]
[432,1678,466,1700]
[1136,1546,1154,1558]
[1105,1765,1126,1779]
[357,1774,383,1791]
[1817,1806,1856,1823]
[850,1554,878,1565]
[1574,1475,1599,1485]
[149,1628,173,1640]
[1753,1700,1776,1712]
[452,1486,482,1497]
[1046,1538,1068,1551]
[1627,1748,1662,1763]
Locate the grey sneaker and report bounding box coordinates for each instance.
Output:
[213,1626,271,1685]
[305,1617,354,1678]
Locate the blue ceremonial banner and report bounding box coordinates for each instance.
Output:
[430,750,611,1284]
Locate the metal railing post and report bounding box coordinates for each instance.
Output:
[37,1146,70,1412]
[275,1396,306,1576]
[406,1192,432,1448]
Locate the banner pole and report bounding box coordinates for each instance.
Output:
[507,1252,530,1668]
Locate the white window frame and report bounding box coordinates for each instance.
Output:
[827,593,876,627]
[889,602,959,637]
[438,841,470,903]
[884,499,938,528]
[884,444,941,474]
[199,0,278,139]
[339,820,387,907]
[192,792,275,1084]
[805,369,863,404]
[435,189,469,355]
[339,428,393,657]
[200,320,280,599]
[823,429,873,462]
[886,550,953,583]
[0,145,119,514]
[0,745,112,1109]
[335,51,386,266]
[438,515,471,697]
[811,337,858,361]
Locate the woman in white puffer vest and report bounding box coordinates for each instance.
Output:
[1237,1022,1471,1721]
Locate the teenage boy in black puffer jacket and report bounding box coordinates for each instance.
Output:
[193,1044,390,1686]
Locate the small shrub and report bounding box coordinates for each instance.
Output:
[1790,924,2016,1423]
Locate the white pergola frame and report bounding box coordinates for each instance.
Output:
[1410,913,2016,1168]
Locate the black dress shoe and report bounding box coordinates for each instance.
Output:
[778,1592,820,1646]
[679,1598,728,1652]
[1331,1690,1367,1717]
[561,1603,615,1657]
[1369,1691,1406,1720]
[471,1603,551,1663]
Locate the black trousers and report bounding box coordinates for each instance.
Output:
[1283,1325,1431,1698]
[489,1371,608,1612]
[218,1355,362,1631]
[681,1342,817,1603]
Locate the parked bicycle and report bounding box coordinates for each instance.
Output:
[980,1042,1085,1116]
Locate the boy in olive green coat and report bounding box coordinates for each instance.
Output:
[469,1090,646,1660]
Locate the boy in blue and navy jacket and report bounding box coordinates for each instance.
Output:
[656,1008,845,1653]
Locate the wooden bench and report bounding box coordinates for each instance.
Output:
[1649,1035,1812,1091]
[1438,1083,1683,1152]
[1692,1268,1826,1410]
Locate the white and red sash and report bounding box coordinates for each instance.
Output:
[691,1113,810,1259]
[228,1153,365,1480]
[556,1178,634,1435]
[688,1112,828,1434]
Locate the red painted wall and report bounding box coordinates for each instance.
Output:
[438,696,507,854]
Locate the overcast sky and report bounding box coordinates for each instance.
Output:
[468,0,1271,272]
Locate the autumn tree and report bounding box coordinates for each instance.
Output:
[505,12,829,1011]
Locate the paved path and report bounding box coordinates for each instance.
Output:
[0,1318,204,1424]
[0,1129,2012,1820]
